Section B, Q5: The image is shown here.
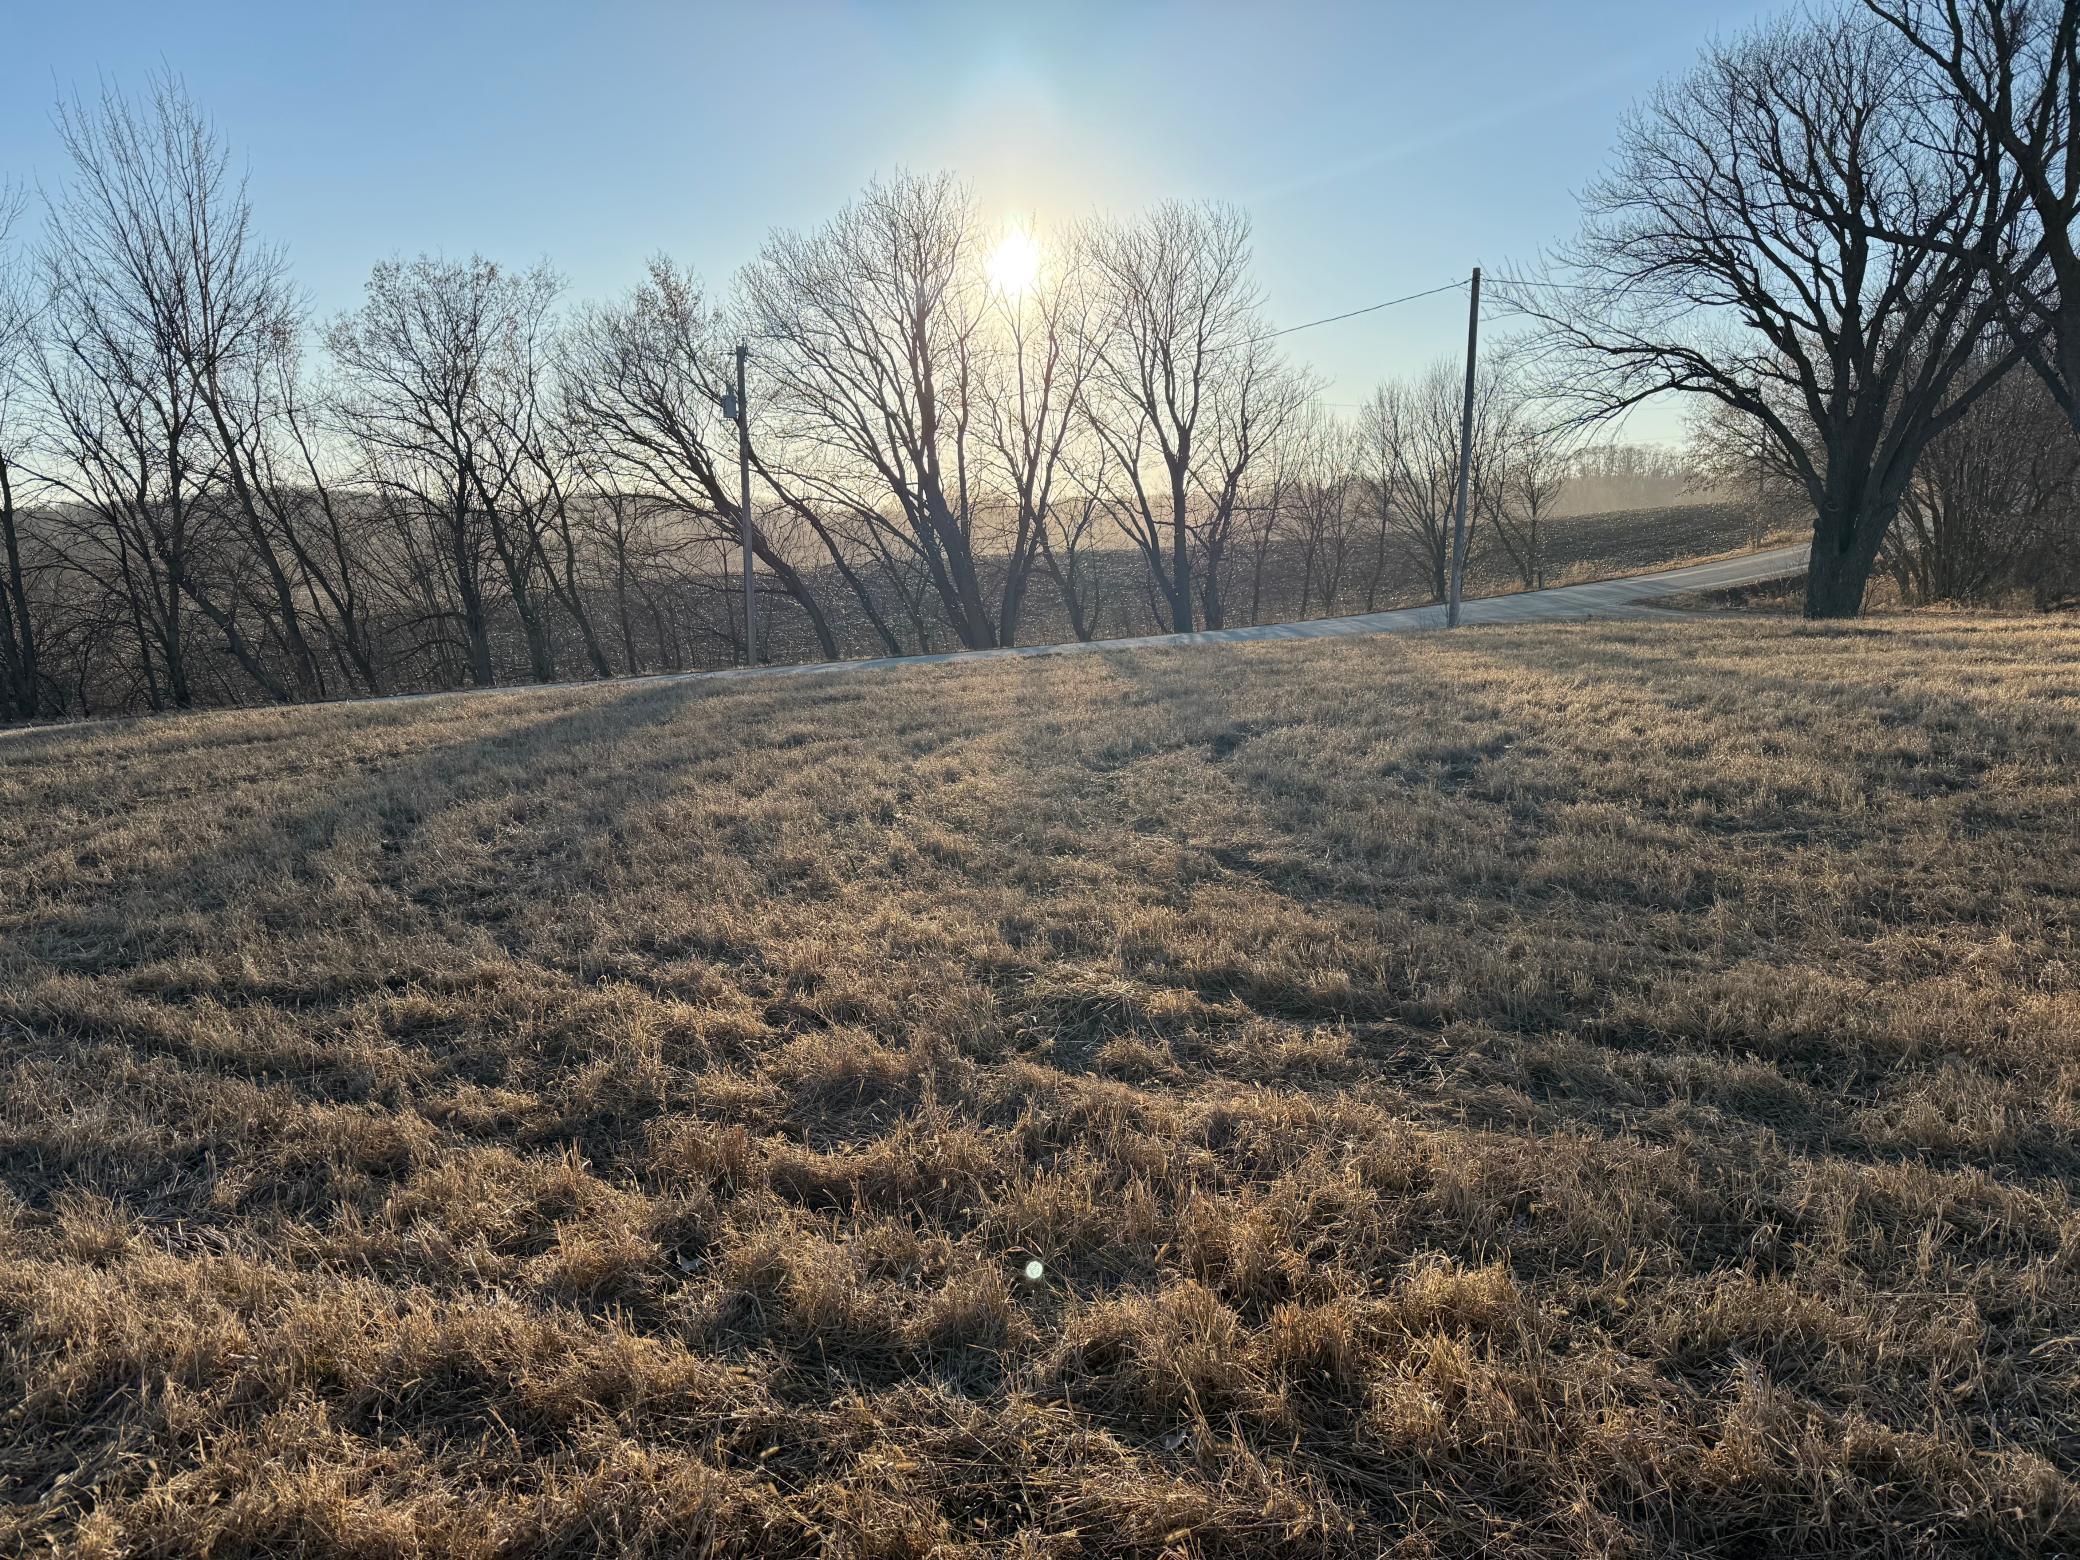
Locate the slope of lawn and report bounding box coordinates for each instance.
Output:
[2,615,2077,1556]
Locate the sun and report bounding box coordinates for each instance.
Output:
[985,228,1042,297]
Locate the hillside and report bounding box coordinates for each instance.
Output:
[762,500,1792,662]
[3,616,2077,1556]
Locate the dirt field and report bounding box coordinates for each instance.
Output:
[3,615,2077,1556]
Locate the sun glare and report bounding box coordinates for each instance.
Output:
[986,228,1042,297]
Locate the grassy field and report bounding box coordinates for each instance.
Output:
[3,615,2077,1556]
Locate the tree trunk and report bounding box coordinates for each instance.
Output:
[160,570,193,709]
[1249,535,1272,625]
[0,464,39,718]
[756,540,841,662]
[998,514,1040,649]
[1168,467,1192,633]
[1200,534,1227,630]
[930,506,996,650]
[492,529,557,684]
[1803,495,1895,619]
[518,601,556,682]
[455,568,495,686]
[615,546,639,674]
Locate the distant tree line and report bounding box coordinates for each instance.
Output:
[0,81,1622,721]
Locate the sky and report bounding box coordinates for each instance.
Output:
[6,0,1787,442]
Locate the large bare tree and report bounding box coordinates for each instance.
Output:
[36,194,274,709]
[1516,9,2037,616]
[50,77,331,696]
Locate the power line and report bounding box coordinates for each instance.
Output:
[1483,274,1606,294]
[1249,279,1468,344]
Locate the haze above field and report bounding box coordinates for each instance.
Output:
[4,0,1782,437]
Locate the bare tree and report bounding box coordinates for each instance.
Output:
[464,276,619,680]
[978,227,1101,646]
[561,258,853,660]
[1864,0,2080,432]
[1034,481,1113,642]
[1191,339,1312,629]
[1888,358,2080,601]
[29,78,345,708]
[36,198,273,709]
[328,256,555,687]
[51,77,331,698]
[1238,406,1306,625]
[1515,9,2036,616]
[241,331,388,692]
[1084,201,1263,633]
[561,482,691,674]
[1359,359,1503,604]
[743,173,1003,650]
[1485,391,1578,591]
[1287,412,1360,617]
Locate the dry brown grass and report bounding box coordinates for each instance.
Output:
[2,615,2077,1556]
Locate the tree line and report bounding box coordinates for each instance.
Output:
[3,0,2078,721]
[0,82,1604,720]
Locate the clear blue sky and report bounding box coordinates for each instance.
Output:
[8,0,1784,438]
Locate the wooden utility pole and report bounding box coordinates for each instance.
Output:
[1446,266,1481,627]
[734,342,756,665]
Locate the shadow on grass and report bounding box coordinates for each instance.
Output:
[17,677,723,977]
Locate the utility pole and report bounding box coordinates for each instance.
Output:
[1751,428,1767,551]
[734,341,756,665]
[1446,265,1481,628]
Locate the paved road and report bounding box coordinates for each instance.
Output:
[0,545,1809,738]
[700,542,1810,683]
